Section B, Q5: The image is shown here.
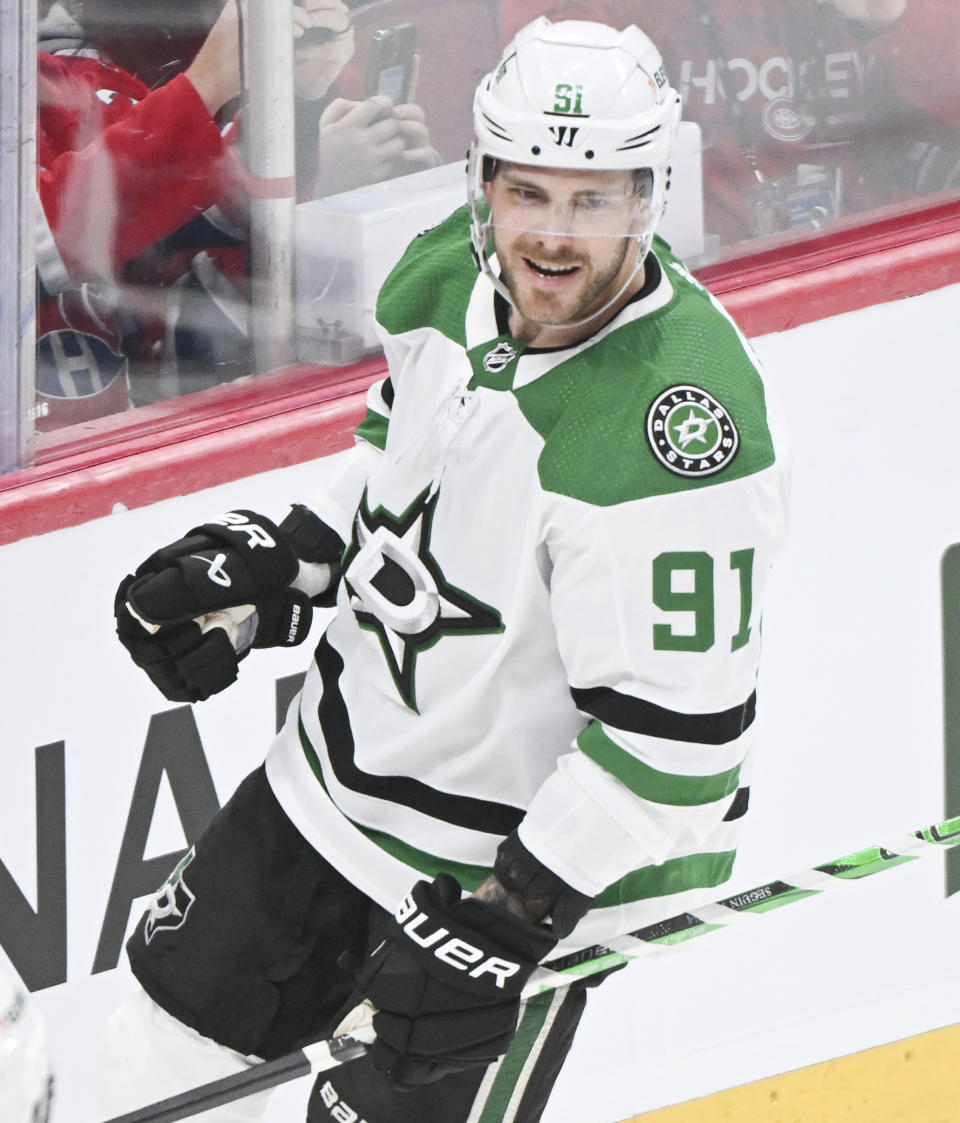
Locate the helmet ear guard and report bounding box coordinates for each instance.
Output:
[633,168,655,199]
[481,155,499,183]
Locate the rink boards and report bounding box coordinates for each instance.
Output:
[1,282,960,1121]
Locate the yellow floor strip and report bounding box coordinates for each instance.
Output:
[619,1021,960,1123]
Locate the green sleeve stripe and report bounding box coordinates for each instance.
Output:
[298,716,491,890]
[577,722,741,806]
[353,407,389,451]
[594,849,737,908]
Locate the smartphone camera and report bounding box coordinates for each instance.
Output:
[365,23,418,104]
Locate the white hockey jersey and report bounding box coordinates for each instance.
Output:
[266,206,789,950]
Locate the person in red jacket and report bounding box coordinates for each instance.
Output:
[35,0,362,430]
[35,0,437,429]
[36,0,248,429]
[497,0,960,257]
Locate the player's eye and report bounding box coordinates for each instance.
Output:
[509,186,546,204]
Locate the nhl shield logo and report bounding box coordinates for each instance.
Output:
[482,342,517,373]
[646,385,740,478]
[144,848,197,945]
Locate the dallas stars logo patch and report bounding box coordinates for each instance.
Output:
[343,487,504,710]
[646,385,740,478]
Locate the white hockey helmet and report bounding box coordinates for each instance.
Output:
[0,971,53,1123]
[468,17,681,306]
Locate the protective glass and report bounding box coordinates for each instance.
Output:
[474,176,653,242]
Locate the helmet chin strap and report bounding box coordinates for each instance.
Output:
[478,220,651,333]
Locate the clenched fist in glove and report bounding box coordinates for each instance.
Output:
[343,874,558,1089]
[116,507,343,702]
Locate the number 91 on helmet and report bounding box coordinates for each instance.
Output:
[467,18,681,324]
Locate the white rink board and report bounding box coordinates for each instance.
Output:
[1,282,959,1123]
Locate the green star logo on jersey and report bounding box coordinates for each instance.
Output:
[646,384,740,478]
[342,487,504,711]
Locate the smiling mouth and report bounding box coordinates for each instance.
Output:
[525,258,580,278]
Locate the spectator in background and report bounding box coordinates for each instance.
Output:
[36,0,246,429]
[35,0,439,430]
[499,0,960,257]
[295,27,438,199]
[171,4,440,395]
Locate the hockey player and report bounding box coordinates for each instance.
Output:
[105,17,789,1123]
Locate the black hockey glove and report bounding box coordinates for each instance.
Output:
[115,507,343,703]
[343,874,558,1090]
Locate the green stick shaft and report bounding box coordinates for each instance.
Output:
[531,814,960,989]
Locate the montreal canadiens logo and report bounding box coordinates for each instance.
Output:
[762,97,813,143]
[646,385,740,477]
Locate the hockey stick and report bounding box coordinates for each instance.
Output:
[102,814,960,1123]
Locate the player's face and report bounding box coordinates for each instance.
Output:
[484,164,647,335]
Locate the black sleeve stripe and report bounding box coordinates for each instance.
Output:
[722,786,750,821]
[380,377,395,409]
[569,686,757,745]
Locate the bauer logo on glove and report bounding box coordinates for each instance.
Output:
[392,892,523,990]
[115,509,316,703]
[340,873,557,1088]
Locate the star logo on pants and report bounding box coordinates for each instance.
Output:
[144,848,197,944]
